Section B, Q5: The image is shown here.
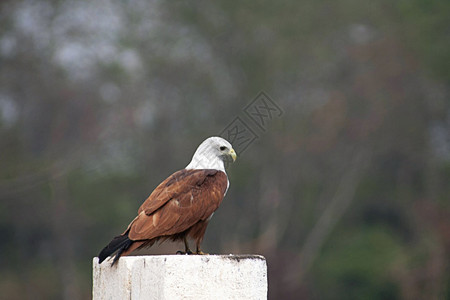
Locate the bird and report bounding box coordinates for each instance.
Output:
[98,136,237,265]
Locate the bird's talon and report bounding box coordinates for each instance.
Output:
[176,250,194,255]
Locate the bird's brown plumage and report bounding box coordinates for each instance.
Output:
[98,168,228,263]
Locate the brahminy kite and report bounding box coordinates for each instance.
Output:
[98,136,236,265]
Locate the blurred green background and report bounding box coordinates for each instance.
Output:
[1,0,450,299]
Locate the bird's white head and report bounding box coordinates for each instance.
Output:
[186,136,237,172]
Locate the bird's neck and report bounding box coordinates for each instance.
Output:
[185,155,226,173]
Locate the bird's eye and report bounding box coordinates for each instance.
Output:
[220,146,227,151]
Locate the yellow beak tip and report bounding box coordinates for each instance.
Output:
[230,149,237,162]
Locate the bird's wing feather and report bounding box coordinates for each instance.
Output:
[126,169,228,241]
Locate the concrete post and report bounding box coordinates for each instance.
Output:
[93,255,267,300]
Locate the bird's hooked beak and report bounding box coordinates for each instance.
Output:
[229,148,237,162]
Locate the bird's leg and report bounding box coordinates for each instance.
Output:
[184,236,193,254]
[176,236,193,255]
[196,241,209,255]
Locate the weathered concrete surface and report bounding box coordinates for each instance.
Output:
[93,255,267,300]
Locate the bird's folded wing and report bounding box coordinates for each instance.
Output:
[125,169,228,241]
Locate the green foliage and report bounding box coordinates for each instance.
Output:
[1,0,450,299]
[396,0,450,82]
[314,226,403,300]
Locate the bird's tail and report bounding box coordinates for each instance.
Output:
[98,233,133,265]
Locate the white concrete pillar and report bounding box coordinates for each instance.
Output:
[93,255,267,300]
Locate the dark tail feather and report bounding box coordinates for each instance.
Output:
[98,234,133,265]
